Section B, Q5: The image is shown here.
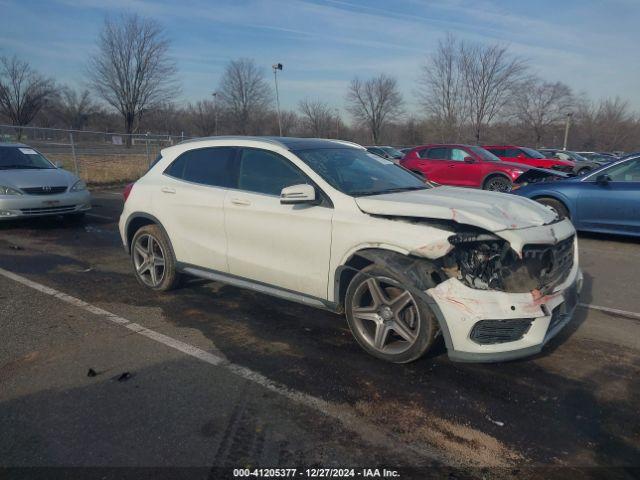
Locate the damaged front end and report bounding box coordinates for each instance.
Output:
[440,228,575,294]
[413,219,582,362]
[513,167,571,189]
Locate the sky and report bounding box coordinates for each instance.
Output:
[1,0,639,114]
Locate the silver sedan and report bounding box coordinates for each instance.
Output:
[0,143,91,220]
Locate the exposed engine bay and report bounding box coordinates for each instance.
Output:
[440,229,575,293]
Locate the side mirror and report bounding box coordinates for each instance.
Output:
[596,174,612,185]
[280,184,317,205]
[463,156,475,164]
[54,161,63,168]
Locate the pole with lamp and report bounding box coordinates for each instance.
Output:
[272,63,283,136]
[562,112,573,151]
[211,91,218,136]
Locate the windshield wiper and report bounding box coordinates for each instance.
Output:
[351,185,429,197]
[0,165,48,170]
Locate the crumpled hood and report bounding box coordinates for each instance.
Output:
[355,186,557,232]
[0,168,78,190]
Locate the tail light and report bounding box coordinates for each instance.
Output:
[123,183,134,202]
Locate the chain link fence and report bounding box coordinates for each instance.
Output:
[0,124,193,185]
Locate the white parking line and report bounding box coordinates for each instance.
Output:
[579,302,640,321]
[0,267,445,464]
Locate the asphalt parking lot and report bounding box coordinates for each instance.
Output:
[1,189,639,478]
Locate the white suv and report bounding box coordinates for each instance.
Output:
[119,137,583,363]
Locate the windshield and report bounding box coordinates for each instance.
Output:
[0,146,55,169]
[520,147,547,158]
[521,147,546,159]
[469,146,500,162]
[294,148,429,196]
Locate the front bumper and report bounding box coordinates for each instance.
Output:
[426,246,583,363]
[0,190,92,220]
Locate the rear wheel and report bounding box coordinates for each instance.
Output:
[131,224,180,291]
[483,175,512,192]
[536,197,570,220]
[345,264,437,363]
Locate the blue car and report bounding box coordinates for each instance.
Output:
[513,155,640,237]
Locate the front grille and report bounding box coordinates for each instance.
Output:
[20,205,76,215]
[522,235,574,289]
[470,318,533,345]
[22,186,67,195]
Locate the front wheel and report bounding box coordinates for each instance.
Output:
[345,264,437,363]
[483,176,512,192]
[536,197,570,220]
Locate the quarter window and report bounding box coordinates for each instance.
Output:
[238,149,308,196]
[164,147,237,187]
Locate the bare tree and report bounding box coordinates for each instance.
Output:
[54,87,97,129]
[278,110,299,136]
[87,13,179,144]
[298,98,334,137]
[346,74,403,144]
[417,34,466,141]
[0,55,57,126]
[218,58,272,134]
[187,100,217,136]
[512,77,573,145]
[459,41,527,143]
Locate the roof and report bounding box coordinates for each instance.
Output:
[0,142,29,148]
[178,136,363,151]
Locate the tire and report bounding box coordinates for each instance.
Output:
[536,197,570,220]
[130,224,180,291]
[345,263,437,363]
[483,175,512,192]
[577,168,591,175]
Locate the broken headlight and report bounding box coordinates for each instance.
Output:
[445,233,515,290]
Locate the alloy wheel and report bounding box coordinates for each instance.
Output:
[486,177,512,192]
[350,277,420,355]
[133,234,166,287]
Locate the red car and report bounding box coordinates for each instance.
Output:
[400,144,528,191]
[484,145,575,172]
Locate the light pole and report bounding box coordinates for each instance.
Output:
[335,108,340,139]
[562,112,573,151]
[211,91,218,136]
[272,63,283,136]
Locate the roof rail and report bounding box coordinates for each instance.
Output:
[177,135,289,149]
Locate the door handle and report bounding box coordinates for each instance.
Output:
[230,198,251,206]
[161,187,176,194]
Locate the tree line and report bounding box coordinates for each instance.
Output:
[0,13,638,152]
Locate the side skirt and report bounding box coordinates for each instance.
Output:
[176,262,340,313]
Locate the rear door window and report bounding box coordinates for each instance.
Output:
[164,147,237,187]
[237,148,308,196]
[487,148,505,156]
[425,147,448,160]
